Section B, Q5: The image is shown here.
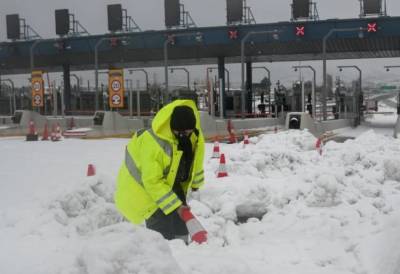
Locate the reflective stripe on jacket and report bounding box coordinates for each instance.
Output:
[115,100,205,224]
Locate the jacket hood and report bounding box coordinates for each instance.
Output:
[151,100,201,141]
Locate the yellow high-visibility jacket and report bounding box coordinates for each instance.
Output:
[115,100,205,224]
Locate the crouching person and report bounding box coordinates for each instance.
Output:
[115,99,205,242]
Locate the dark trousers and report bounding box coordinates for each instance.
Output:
[145,209,188,240]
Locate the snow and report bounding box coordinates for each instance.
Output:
[1,112,400,273]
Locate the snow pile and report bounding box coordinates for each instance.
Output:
[1,128,400,274]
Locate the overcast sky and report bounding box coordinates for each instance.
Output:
[1,0,400,87]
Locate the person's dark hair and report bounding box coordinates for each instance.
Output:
[170,106,196,131]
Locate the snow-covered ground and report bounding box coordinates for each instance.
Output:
[1,107,400,274]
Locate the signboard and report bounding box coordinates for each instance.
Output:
[31,70,44,107]
[107,4,123,32]
[227,0,243,23]
[6,14,20,40]
[55,9,70,36]
[292,0,310,19]
[108,69,124,108]
[165,0,180,27]
[363,0,381,15]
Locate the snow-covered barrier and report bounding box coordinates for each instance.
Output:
[285,112,353,137]
[0,110,47,136]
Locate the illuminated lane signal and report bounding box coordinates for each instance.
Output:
[228,29,238,40]
[367,22,377,33]
[295,25,305,36]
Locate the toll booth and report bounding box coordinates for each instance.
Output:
[224,89,242,117]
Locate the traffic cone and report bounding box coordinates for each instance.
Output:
[28,120,36,135]
[55,123,62,141]
[51,123,57,141]
[217,153,228,178]
[180,207,207,244]
[243,131,249,145]
[315,137,322,155]
[87,164,96,176]
[41,123,49,141]
[227,119,237,144]
[228,132,237,144]
[274,126,278,134]
[26,120,39,141]
[211,137,220,159]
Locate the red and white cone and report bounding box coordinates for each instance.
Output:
[180,207,207,244]
[217,153,228,178]
[87,164,96,176]
[228,132,237,144]
[28,120,36,135]
[55,123,62,141]
[315,138,323,155]
[51,123,57,141]
[274,126,278,134]
[243,131,249,145]
[211,139,220,158]
[26,120,39,141]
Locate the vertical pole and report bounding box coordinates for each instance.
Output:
[322,31,333,121]
[136,80,141,117]
[61,85,65,117]
[218,57,225,118]
[53,81,58,116]
[163,40,169,105]
[63,64,71,114]
[301,77,305,112]
[9,92,12,115]
[129,80,133,118]
[246,61,252,115]
[186,69,190,90]
[210,79,215,117]
[312,68,316,118]
[219,78,224,119]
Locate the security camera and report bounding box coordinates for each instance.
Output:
[339,68,343,72]
[386,68,390,72]
[294,67,298,72]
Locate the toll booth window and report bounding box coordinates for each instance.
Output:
[93,112,104,126]
[12,111,22,124]
[289,115,301,129]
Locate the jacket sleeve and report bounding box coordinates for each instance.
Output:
[139,134,182,215]
[191,132,205,189]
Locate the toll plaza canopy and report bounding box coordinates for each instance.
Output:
[0,16,400,75]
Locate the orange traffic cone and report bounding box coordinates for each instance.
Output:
[217,153,228,178]
[315,137,322,155]
[180,207,207,244]
[87,164,96,176]
[228,132,237,144]
[227,119,237,144]
[243,131,249,145]
[26,120,39,141]
[211,138,220,159]
[41,123,49,141]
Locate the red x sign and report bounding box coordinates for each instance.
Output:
[228,30,238,40]
[367,22,377,32]
[296,26,305,36]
